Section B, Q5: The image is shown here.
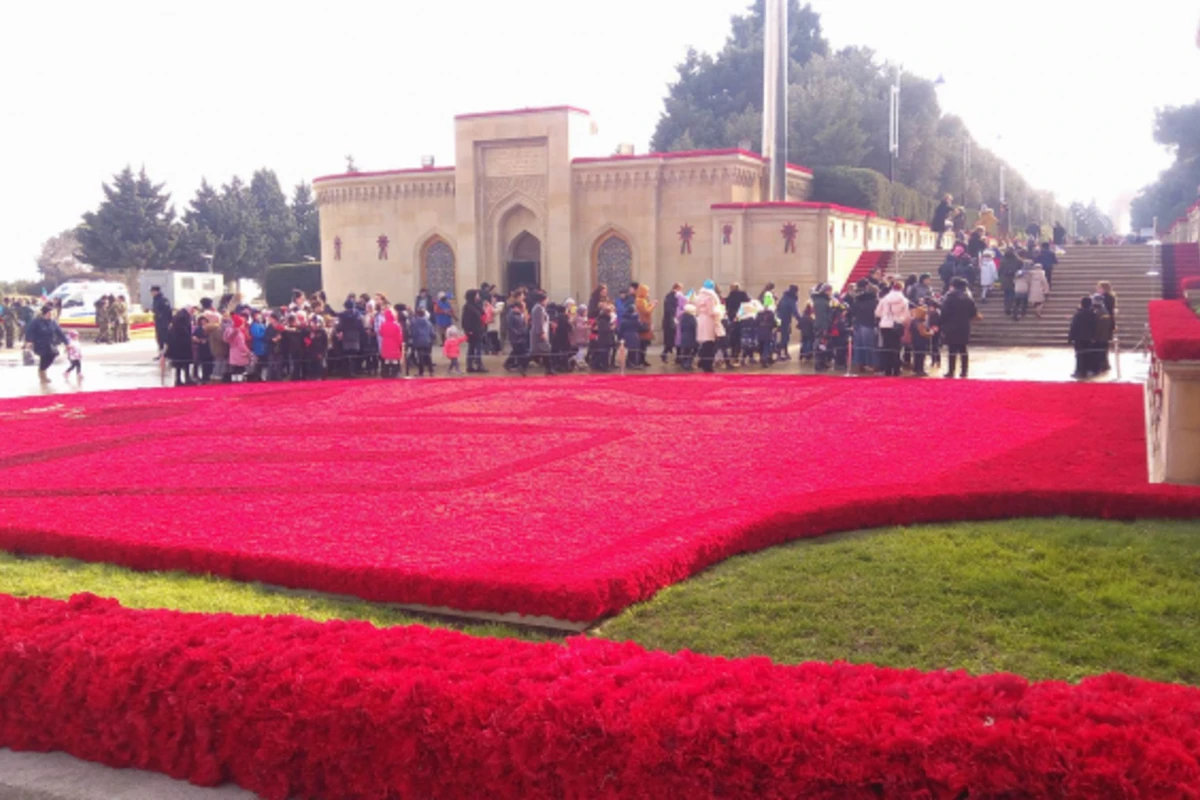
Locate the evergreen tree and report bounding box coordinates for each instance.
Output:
[76,166,177,272]
[650,1,828,154]
[250,169,299,265]
[1131,102,1200,230]
[178,177,269,282]
[292,182,321,261]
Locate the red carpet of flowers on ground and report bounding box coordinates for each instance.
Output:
[6,592,1200,800]
[1,376,1200,621]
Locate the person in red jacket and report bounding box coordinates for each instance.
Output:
[378,308,404,378]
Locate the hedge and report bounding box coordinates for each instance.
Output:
[810,167,936,224]
[263,262,322,307]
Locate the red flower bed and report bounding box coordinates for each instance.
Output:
[1,377,1199,621]
[5,592,1200,799]
[1150,299,1200,361]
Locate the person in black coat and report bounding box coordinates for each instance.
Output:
[724,283,750,361]
[678,305,698,370]
[661,284,680,364]
[931,195,953,249]
[774,285,801,360]
[1068,296,1098,379]
[939,278,978,379]
[166,309,195,386]
[461,289,487,373]
[150,286,172,353]
[23,304,69,382]
[335,300,364,376]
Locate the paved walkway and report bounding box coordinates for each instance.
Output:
[0,339,1149,400]
[0,749,253,799]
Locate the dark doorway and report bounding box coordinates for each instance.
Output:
[506,231,542,293]
[506,261,539,293]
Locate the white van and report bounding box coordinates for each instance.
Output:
[47,279,132,325]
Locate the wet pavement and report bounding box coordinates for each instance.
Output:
[0,338,1149,400]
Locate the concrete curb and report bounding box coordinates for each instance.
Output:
[0,749,257,800]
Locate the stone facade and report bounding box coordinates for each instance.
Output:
[315,106,935,304]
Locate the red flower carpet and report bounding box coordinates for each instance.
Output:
[5,593,1200,800]
[0,376,1198,621]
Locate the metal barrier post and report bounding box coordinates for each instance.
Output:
[845,335,853,377]
[1114,335,1121,381]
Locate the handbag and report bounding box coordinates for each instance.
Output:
[22,349,35,366]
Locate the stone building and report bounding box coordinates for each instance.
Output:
[314,106,937,305]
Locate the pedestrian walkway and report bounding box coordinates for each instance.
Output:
[0,338,1149,400]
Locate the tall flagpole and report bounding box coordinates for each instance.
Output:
[762,0,788,202]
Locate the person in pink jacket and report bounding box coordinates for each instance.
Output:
[223,313,252,380]
[378,308,404,377]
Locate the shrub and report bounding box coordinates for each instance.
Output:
[263,262,322,307]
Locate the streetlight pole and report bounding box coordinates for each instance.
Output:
[888,66,901,185]
[962,137,971,202]
[999,166,1006,204]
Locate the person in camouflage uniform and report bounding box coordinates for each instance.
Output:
[1,297,16,348]
[114,295,129,342]
[106,295,122,343]
[94,297,110,344]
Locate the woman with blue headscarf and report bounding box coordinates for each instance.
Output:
[692,279,723,373]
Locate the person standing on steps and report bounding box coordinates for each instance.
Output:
[939,277,978,379]
[931,194,953,249]
[1034,242,1059,288]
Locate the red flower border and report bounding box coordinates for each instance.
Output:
[5,593,1200,799]
[1149,299,1200,361]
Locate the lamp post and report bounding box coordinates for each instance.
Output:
[888,65,901,184]
[962,137,971,202]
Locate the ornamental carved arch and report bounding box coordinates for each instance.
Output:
[587,223,638,292]
[416,232,458,301]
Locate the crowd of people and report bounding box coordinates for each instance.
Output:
[4,247,1121,386]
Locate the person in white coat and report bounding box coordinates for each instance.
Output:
[692,280,723,373]
[874,281,912,377]
[1026,265,1051,318]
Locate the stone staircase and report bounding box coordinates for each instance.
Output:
[890,246,1162,347]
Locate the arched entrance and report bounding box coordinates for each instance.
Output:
[593,232,633,291]
[507,231,541,292]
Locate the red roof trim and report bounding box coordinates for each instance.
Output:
[313,166,455,184]
[455,105,589,120]
[572,148,765,165]
[711,201,877,218]
[786,162,814,176]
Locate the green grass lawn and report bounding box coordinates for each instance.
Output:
[3,518,1200,683]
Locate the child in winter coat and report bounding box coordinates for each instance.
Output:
[592,304,614,372]
[909,305,934,376]
[755,305,777,367]
[378,309,404,377]
[571,307,591,368]
[978,249,998,302]
[798,302,816,362]
[64,330,83,379]
[442,324,467,375]
[1012,269,1031,320]
[679,304,698,370]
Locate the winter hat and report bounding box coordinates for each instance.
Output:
[684,303,697,315]
[703,280,715,290]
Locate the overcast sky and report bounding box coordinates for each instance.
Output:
[2,0,1196,282]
